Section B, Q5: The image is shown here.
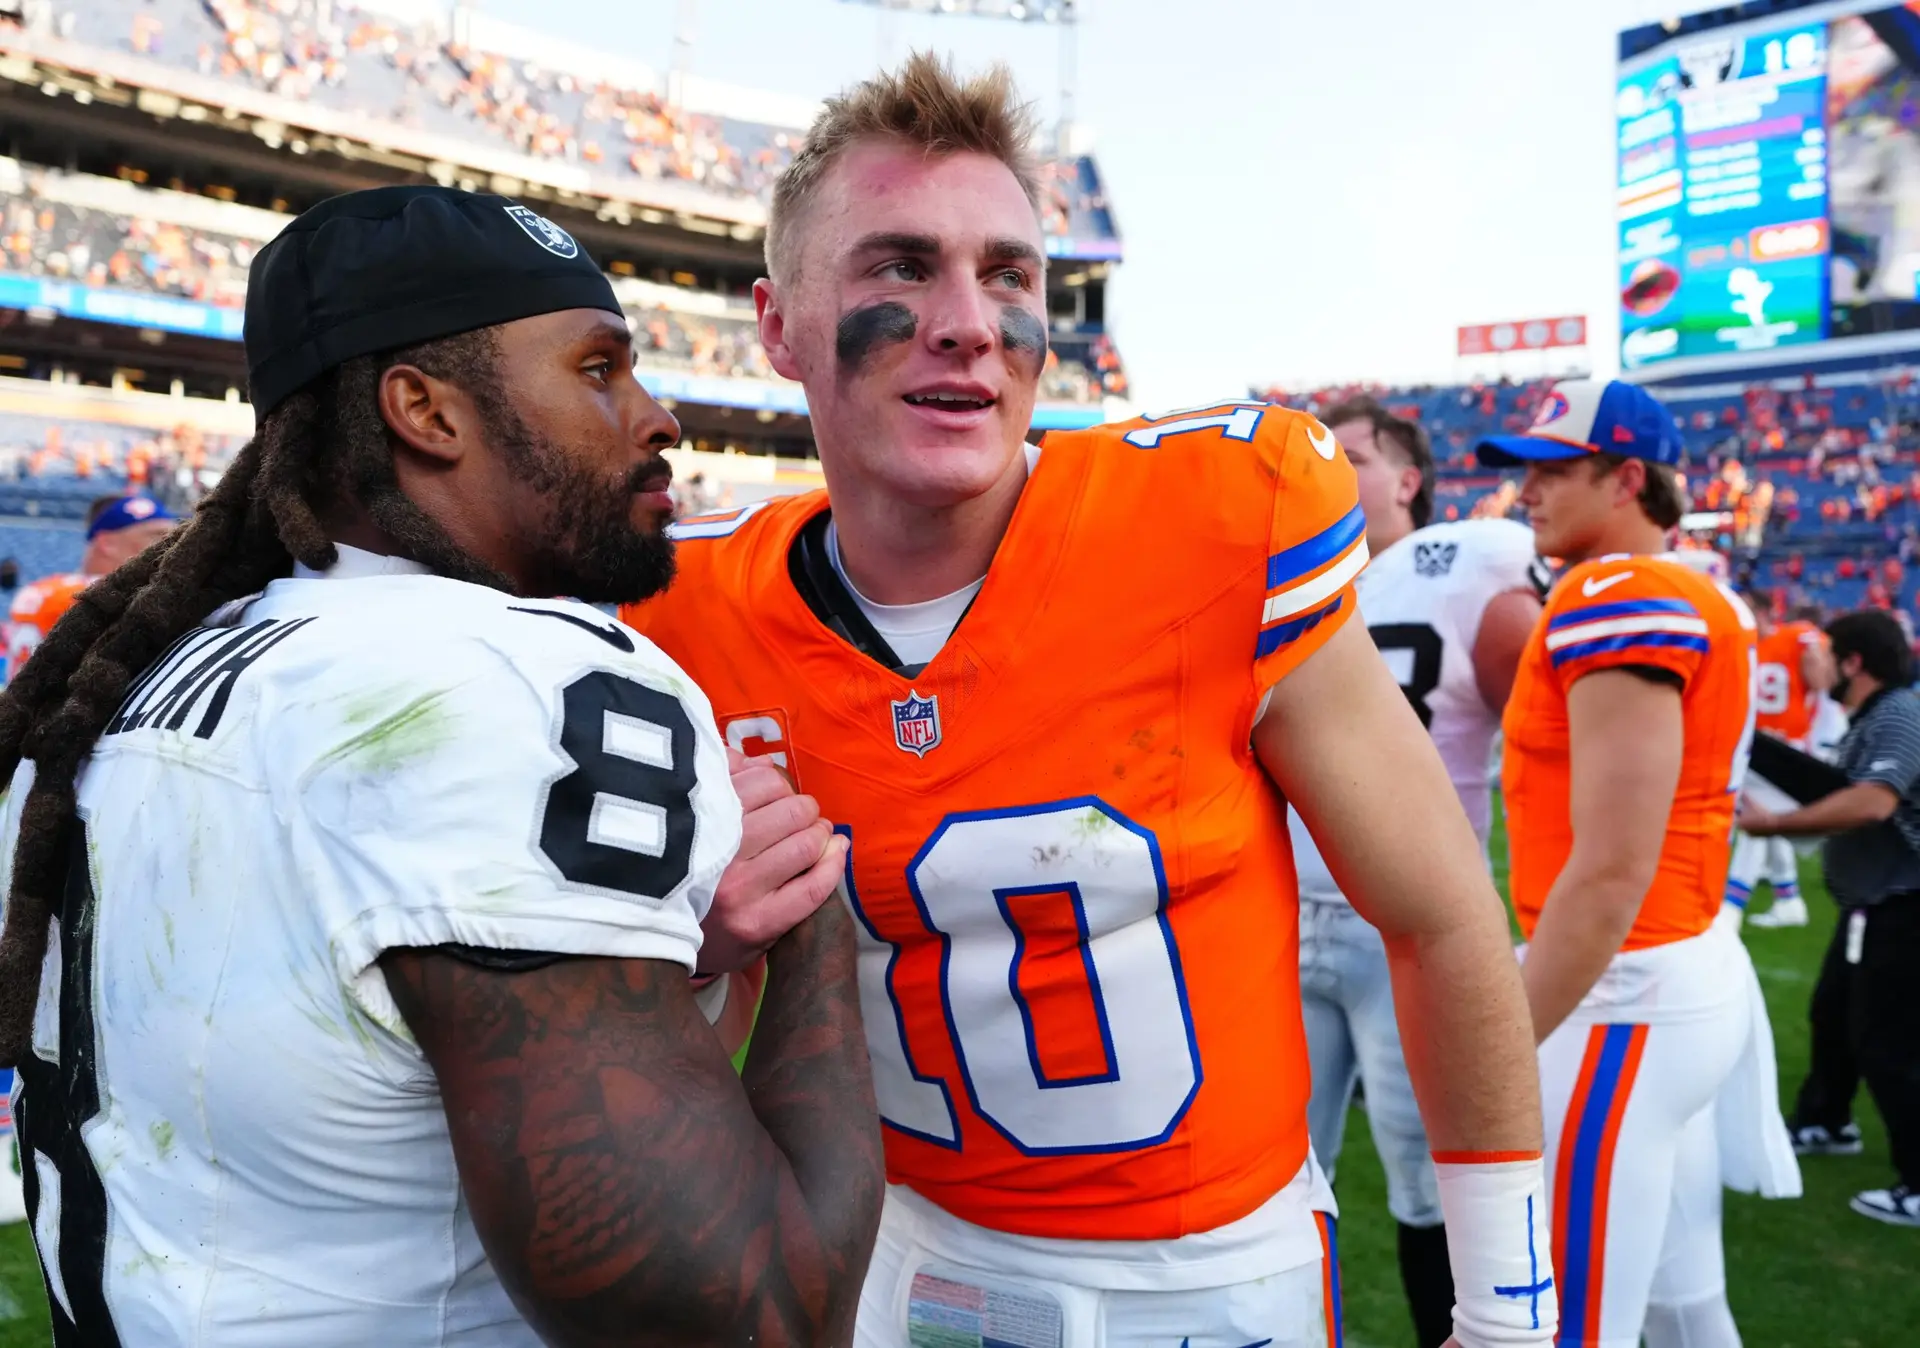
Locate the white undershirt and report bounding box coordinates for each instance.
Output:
[825,521,983,668]
[821,444,1040,668]
[292,543,434,582]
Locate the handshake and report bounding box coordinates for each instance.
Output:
[696,747,851,979]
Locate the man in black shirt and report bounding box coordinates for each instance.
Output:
[1739,609,1920,1227]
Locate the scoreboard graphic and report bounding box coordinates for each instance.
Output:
[1619,3,1920,373]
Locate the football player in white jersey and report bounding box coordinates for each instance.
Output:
[0,187,883,1347]
[1289,398,1545,1348]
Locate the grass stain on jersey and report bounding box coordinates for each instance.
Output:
[120,1246,170,1280]
[322,688,455,775]
[160,910,176,961]
[149,1119,175,1160]
[1072,808,1115,842]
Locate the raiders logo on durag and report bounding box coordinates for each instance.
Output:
[503,204,581,259]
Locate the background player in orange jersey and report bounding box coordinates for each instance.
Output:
[4,493,179,682]
[1727,600,1839,928]
[631,54,1556,1348]
[1480,380,1799,1348]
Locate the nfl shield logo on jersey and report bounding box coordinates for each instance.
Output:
[891,690,942,757]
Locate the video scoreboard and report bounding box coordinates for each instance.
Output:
[1619,3,1920,374]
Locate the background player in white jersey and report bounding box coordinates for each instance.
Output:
[0,186,883,1347]
[1288,397,1545,1348]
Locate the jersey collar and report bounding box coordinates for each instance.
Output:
[293,543,436,582]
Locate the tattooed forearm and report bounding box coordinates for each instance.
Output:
[740,899,884,1345]
[381,902,882,1348]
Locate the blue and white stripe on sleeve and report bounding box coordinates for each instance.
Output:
[1544,598,1708,669]
[1257,503,1369,660]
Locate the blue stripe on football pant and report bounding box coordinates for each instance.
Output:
[1777,877,1800,899]
[1548,597,1699,630]
[1257,595,1345,660]
[1267,504,1366,591]
[1559,1025,1640,1342]
[1724,878,1752,910]
[1319,1211,1343,1348]
[1549,631,1710,669]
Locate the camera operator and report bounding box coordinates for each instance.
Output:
[1738,609,1920,1227]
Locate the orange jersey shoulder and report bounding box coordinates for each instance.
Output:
[10,572,90,627]
[1050,402,1365,687]
[1504,555,1755,951]
[7,572,92,680]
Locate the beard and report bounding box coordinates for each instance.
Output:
[483,400,677,606]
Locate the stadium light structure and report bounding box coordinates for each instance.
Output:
[837,0,1076,22]
[836,0,1081,151]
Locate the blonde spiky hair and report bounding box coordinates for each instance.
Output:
[766,51,1043,285]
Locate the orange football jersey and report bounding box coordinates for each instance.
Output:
[6,572,91,681]
[1754,620,1826,745]
[627,404,1364,1241]
[1503,555,1757,953]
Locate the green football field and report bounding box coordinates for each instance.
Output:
[0,823,1910,1345]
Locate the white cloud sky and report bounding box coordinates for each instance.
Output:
[491,0,1684,405]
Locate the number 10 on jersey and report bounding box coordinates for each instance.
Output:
[838,800,1202,1156]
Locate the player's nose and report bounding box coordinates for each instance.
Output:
[1518,467,1546,507]
[623,380,681,453]
[921,273,997,357]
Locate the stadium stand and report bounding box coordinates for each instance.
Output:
[0,161,1125,401]
[7,0,1120,248]
[0,160,270,307]
[1260,370,1920,631]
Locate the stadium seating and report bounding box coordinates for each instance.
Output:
[1264,372,1920,625]
[0,165,258,307]
[0,520,85,580]
[0,161,1124,402]
[35,0,1120,248]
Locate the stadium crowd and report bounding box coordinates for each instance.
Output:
[1261,370,1920,632]
[0,166,260,308]
[0,168,1126,399]
[3,0,1119,244]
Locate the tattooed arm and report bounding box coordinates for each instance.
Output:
[381,896,883,1348]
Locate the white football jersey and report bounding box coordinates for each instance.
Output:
[1289,518,1542,902]
[5,563,741,1346]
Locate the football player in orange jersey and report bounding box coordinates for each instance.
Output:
[628,54,1556,1348]
[4,494,179,681]
[1728,600,1838,928]
[1479,380,1797,1348]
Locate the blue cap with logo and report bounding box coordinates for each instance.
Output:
[1475,378,1683,468]
[87,495,178,541]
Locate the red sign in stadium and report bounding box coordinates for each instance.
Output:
[1456,315,1589,356]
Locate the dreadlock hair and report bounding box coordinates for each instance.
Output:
[0,328,509,1065]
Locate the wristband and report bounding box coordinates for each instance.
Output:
[1432,1150,1557,1346]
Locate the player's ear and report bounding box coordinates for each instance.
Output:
[1399,463,1422,512]
[378,364,468,466]
[755,279,806,383]
[1613,457,1647,508]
